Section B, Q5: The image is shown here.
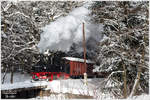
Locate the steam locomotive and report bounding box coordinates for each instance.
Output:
[31,51,96,81]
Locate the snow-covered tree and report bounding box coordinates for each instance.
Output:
[1,1,83,73]
[91,1,149,98]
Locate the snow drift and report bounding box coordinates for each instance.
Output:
[38,4,103,53]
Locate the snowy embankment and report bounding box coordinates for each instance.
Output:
[128,95,150,100]
[1,72,32,83]
[1,72,48,90]
[1,81,48,90]
[1,72,104,96]
[1,73,149,100]
[45,79,150,100]
[102,94,150,100]
[2,78,104,96]
[44,78,104,96]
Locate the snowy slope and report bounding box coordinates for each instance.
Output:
[1,72,32,83]
[2,73,149,100]
[102,94,150,100]
[1,81,48,90]
[1,73,104,96]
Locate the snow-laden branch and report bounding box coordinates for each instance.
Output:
[3,2,12,12]
[7,11,37,28]
[104,71,124,83]
[2,47,15,61]
[8,11,30,18]
[96,71,124,90]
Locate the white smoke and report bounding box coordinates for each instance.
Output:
[38,4,103,53]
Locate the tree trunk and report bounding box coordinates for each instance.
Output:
[129,34,145,97]
[122,63,127,98]
[129,67,141,97]
[2,67,8,84]
[10,66,14,84]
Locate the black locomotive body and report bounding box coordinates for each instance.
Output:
[32,51,69,72]
[31,52,70,81]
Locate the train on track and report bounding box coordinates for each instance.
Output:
[31,23,108,81]
[31,52,102,81]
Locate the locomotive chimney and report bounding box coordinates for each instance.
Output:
[82,22,87,73]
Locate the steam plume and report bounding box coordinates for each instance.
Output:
[38,4,103,53]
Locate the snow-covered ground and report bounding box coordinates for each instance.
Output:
[1,72,32,83]
[29,94,150,100]
[1,76,104,96]
[101,94,150,100]
[1,73,149,100]
[1,81,48,90]
[1,72,104,96]
[43,78,104,96]
[1,72,47,90]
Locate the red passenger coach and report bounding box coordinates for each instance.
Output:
[63,57,95,78]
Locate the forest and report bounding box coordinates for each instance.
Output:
[1,1,149,99]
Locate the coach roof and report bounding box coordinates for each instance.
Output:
[62,57,94,64]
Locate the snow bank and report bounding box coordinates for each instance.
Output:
[1,72,31,84]
[2,74,148,100]
[1,72,48,90]
[1,74,104,96]
[1,81,48,90]
[102,94,150,100]
[44,79,98,96]
[128,94,150,100]
[30,94,150,100]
